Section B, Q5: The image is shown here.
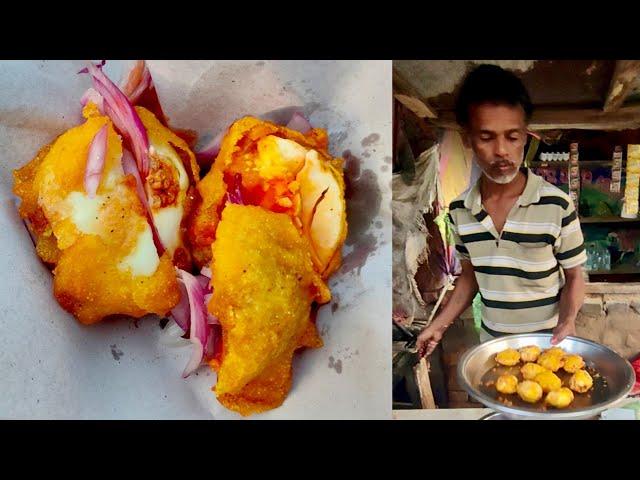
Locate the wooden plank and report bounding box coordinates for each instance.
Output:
[393,408,493,420]
[603,60,640,112]
[414,357,436,409]
[393,67,438,119]
[394,94,438,119]
[580,216,640,224]
[585,282,640,294]
[432,104,640,131]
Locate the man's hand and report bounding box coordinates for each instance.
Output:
[416,324,445,358]
[551,319,576,345]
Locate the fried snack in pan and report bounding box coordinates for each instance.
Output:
[517,380,543,403]
[537,350,565,372]
[569,369,594,393]
[521,362,547,381]
[519,345,542,363]
[495,374,518,394]
[495,348,521,366]
[563,354,585,374]
[545,387,574,409]
[534,370,562,393]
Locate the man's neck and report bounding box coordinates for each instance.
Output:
[480,169,527,200]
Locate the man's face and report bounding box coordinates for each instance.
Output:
[465,102,528,184]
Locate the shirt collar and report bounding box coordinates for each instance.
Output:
[463,167,542,213]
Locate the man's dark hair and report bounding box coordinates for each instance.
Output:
[454,64,533,127]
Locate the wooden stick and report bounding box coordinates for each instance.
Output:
[415,356,436,409]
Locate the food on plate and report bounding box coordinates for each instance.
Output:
[517,380,543,403]
[545,346,567,358]
[13,60,349,417]
[537,350,565,372]
[13,62,197,324]
[191,115,347,415]
[569,369,594,393]
[521,362,547,381]
[495,374,518,394]
[562,354,585,374]
[545,387,574,409]
[534,370,562,393]
[495,348,521,366]
[208,205,331,414]
[519,345,542,363]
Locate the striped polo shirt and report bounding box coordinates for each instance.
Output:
[448,169,587,333]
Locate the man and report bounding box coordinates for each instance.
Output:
[416,64,587,358]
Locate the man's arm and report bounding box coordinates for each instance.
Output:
[552,266,585,344]
[416,259,478,357]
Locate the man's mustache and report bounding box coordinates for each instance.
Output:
[489,160,516,168]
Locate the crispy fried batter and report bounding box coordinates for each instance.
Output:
[13,108,186,324]
[495,348,521,366]
[209,205,330,415]
[495,374,518,394]
[563,354,585,374]
[521,362,547,381]
[517,380,543,403]
[537,350,565,372]
[534,370,562,393]
[519,345,542,363]
[569,369,594,393]
[189,116,347,276]
[545,387,574,408]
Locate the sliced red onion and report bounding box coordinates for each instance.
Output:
[195,129,225,165]
[177,269,209,378]
[203,292,219,325]
[121,60,152,104]
[80,88,104,112]
[204,331,216,359]
[200,266,212,278]
[196,274,210,291]
[171,276,191,332]
[208,313,219,326]
[77,60,105,75]
[286,111,312,134]
[82,62,150,177]
[122,149,165,255]
[120,60,168,126]
[84,125,108,198]
[226,173,244,205]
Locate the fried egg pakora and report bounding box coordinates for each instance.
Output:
[209,205,331,415]
[569,369,594,393]
[13,104,196,324]
[517,380,543,403]
[537,351,565,372]
[521,362,547,381]
[545,387,574,409]
[495,348,521,366]
[563,354,585,374]
[495,374,518,394]
[195,117,347,415]
[534,370,562,393]
[519,345,542,363]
